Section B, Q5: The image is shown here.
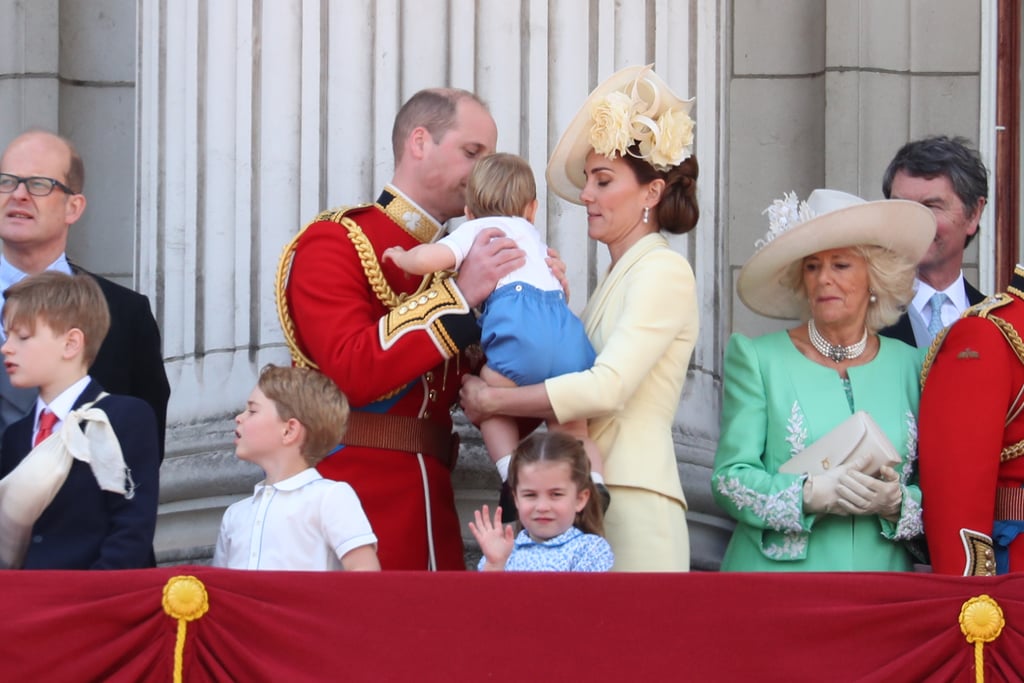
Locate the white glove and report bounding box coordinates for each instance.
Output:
[834,464,903,520]
[802,453,872,515]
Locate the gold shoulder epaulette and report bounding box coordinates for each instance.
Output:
[921,294,1017,389]
[963,293,1014,320]
[304,203,371,226]
[922,293,1024,391]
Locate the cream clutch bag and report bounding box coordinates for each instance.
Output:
[778,410,901,477]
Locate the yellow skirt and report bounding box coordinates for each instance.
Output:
[604,486,690,572]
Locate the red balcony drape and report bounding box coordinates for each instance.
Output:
[2,568,1022,682]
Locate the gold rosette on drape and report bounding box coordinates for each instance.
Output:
[959,594,1005,683]
[163,575,210,683]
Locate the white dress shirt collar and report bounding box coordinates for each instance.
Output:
[911,272,969,317]
[34,375,92,433]
[252,466,322,496]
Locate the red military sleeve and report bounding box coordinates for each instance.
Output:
[919,316,1011,575]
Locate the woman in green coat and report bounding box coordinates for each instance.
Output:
[713,189,936,571]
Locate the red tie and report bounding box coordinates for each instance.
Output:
[34,409,58,447]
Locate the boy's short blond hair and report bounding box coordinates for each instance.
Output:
[465,152,536,218]
[257,364,350,466]
[2,271,110,367]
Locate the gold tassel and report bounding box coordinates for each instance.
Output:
[162,575,210,683]
[959,594,1005,683]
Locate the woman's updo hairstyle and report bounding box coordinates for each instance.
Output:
[623,148,700,235]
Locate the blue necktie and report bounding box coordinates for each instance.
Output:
[927,292,949,339]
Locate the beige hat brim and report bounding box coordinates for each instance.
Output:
[737,199,937,319]
[545,65,694,205]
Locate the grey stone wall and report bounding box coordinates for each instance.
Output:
[727,1,987,341]
[0,0,137,286]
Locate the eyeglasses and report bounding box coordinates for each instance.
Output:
[0,173,76,197]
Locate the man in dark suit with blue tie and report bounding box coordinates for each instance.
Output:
[879,136,989,347]
[0,130,169,455]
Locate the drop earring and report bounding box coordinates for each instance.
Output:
[869,289,877,303]
[642,206,650,224]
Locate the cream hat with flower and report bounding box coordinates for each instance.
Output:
[546,65,695,204]
[737,189,937,319]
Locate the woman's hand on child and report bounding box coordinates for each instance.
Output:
[469,504,514,570]
[459,374,492,424]
[545,246,570,303]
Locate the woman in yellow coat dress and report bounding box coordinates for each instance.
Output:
[460,65,700,571]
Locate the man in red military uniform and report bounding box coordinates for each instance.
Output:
[919,265,1024,575]
[279,89,525,569]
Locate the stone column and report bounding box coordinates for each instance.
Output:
[138,0,299,562]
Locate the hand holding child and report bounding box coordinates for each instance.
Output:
[459,373,492,424]
[468,504,515,570]
[456,228,524,308]
[545,246,570,303]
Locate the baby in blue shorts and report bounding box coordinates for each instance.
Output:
[383,153,604,495]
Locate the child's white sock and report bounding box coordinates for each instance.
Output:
[495,454,512,482]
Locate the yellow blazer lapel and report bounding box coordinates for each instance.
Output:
[582,233,668,338]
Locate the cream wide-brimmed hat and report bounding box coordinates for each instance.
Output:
[545,65,695,204]
[736,189,937,319]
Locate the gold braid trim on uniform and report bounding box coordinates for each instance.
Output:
[919,293,1024,462]
[346,219,448,399]
[275,205,450,401]
[960,529,996,576]
[276,202,440,366]
[342,216,441,309]
[982,310,1024,462]
[920,294,1015,390]
[1007,263,1024,299]
[920,325,952,391]
[1001,439,1024,463]
[377,189,444,244]
[431,321,458,357]
[380,277,470,353]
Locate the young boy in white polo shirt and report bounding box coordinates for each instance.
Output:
[213,364,380,571]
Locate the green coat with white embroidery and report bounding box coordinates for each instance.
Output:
[712,331,924,572]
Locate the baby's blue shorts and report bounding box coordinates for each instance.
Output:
[479,282,596,386]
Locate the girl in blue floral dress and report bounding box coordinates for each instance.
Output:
[470,432,613,571]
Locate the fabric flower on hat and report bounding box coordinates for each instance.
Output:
[586,67,695,171]
[637,107,695,171]
[589,91,636,159]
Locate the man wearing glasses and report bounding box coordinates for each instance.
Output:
[0,130,170,458]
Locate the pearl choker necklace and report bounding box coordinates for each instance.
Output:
[807,319,868,363]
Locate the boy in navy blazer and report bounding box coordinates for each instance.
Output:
[0,271,159,569]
